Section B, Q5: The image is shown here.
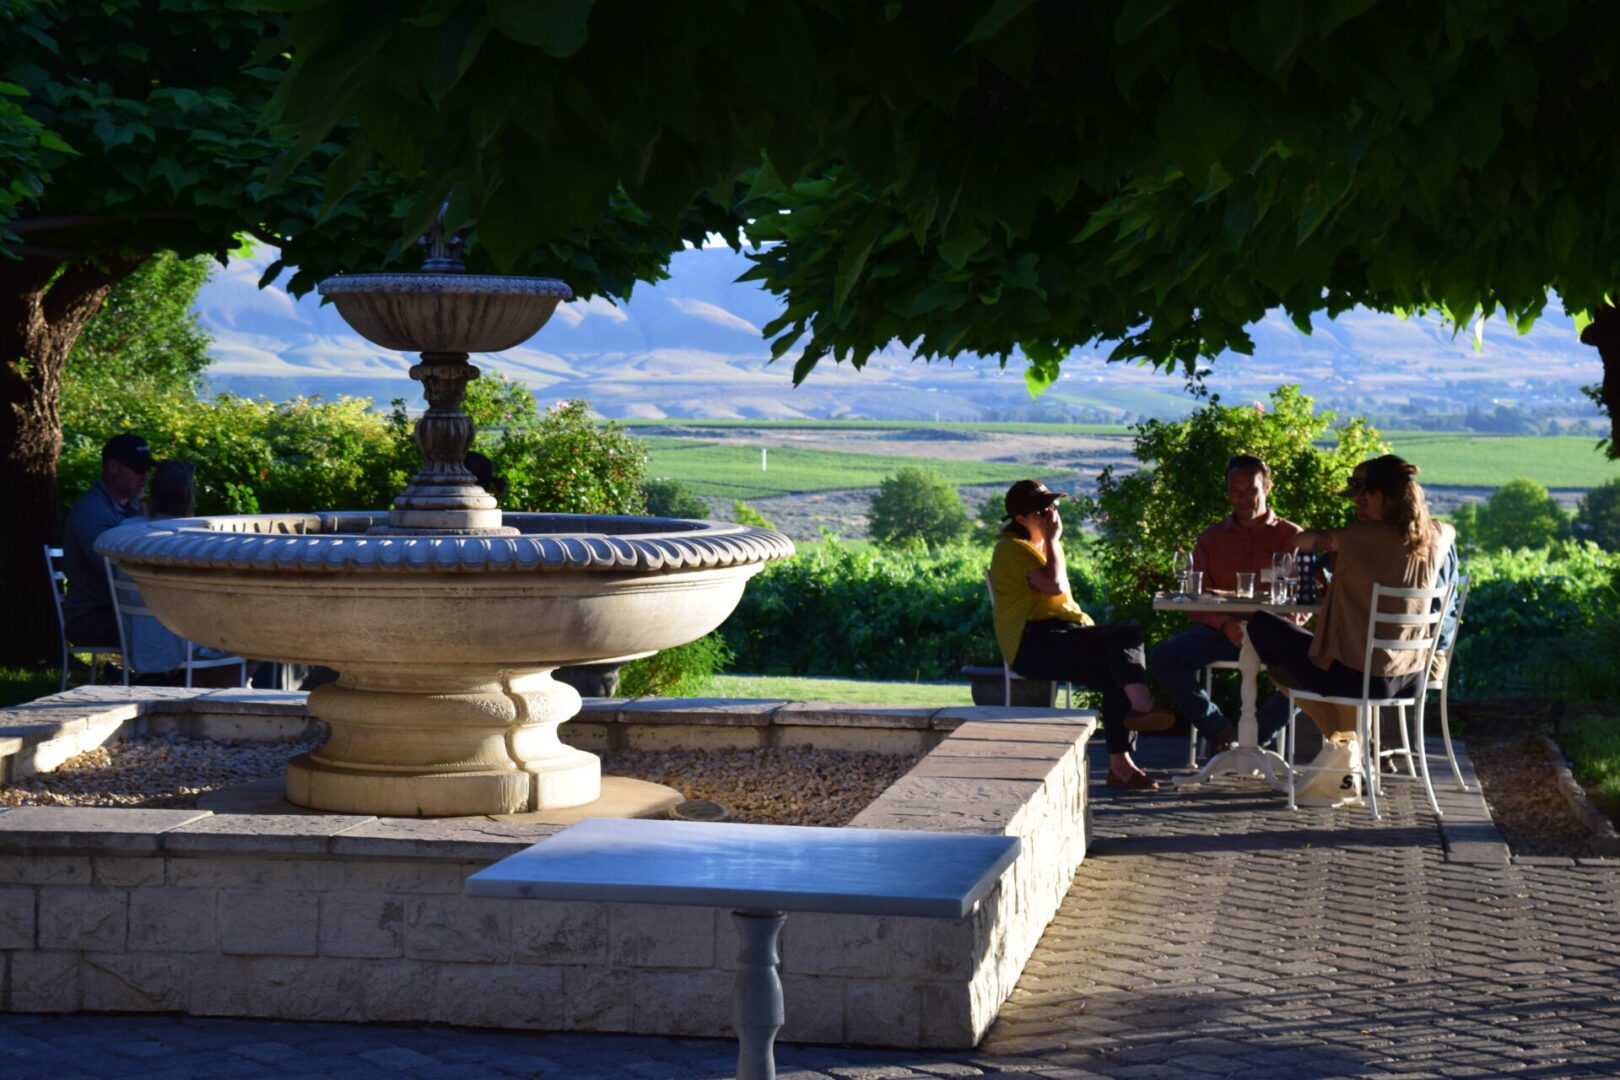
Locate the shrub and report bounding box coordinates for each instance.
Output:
[1572,479,1620,553]
[490,398,647,515]
[61,390,417,515]
[1083,385,1386,631]
[970,492,1006,546]
[867,466,968,546]
[619,632,734,697]
[731,500,776,529]
[643,477,710,519]
[1450,542,1620,698]
[721,534,1103,680]
[1471,479,1568,552]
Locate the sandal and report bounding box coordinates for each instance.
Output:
[1105,769,1160,791]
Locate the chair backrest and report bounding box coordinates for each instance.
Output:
[103,559,144,675]
[1358,581,1455,702]
[42,546,69,631]
[1453,572,1471,627]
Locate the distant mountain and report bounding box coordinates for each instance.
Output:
[196,245,1603,423]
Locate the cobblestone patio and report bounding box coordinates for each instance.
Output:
[5,734,1618,1079]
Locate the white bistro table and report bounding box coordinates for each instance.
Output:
[1153,591,1321,791]
[467,817,1019,1080]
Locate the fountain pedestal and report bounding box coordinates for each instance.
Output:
[289,668,594,816]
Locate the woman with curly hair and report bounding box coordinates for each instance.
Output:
[1247,454,1456,805]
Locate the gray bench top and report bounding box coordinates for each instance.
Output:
[465,817,1019,918]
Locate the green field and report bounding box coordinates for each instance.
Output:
[624,419,1129,436]
[1382,433,1619,489]
[635,421,1617,493]
[643,440,1065,499]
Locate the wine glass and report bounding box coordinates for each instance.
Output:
[1271,551,1296,603]
[1172,549,1193,598]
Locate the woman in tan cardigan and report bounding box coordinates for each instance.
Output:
[1246,455,1452,804]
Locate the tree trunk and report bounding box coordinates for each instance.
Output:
[1580,304,1620,460]
[0,257,139,667]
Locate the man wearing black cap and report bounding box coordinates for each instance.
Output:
[61,433,151,646]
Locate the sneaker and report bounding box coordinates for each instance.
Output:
[1294,737,1364,808]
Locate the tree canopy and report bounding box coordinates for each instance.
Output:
[0,0,724,663]
[265,1,1620,445]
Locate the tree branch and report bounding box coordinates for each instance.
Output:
[42,255,147,327]
[8,210,197,234]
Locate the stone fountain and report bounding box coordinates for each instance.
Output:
[96,224,793,817]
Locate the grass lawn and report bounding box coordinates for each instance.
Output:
[643,440,1065,499]
[0,666,60,708]
[708,674,972,707]
[1561,711,1620,805]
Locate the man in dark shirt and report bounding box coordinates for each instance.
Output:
[62,433,151,645]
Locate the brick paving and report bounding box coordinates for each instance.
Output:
[5,735,1620,1079]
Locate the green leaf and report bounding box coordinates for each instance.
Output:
[487,0,594,57]
[1115,0,1178,43]
[967,0,1037,43]
[938,225,988,270]
[833,207,892,313]
[1024,359,1059,397]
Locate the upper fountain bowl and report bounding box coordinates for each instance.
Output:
[319,273,575,354]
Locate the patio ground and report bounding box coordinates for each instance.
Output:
[4,733,1617,1080]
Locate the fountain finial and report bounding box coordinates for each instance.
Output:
[418,204,467,272]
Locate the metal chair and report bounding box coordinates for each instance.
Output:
[984,570,1072,708]
[1389,573,1472,792]
[105,560,247,688]
[1285,580,1454,820]
[43,545,124,692]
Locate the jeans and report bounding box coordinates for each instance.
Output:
[1247,612,1419,701]
[1013,620,1147,754]
[1148,624,1291,743]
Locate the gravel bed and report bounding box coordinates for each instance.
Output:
[1,737,920,825]
[598,747,922,827]
[1468,735,1596,857]
[1,735,321,809]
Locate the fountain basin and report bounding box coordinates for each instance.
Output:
[98,512,792,817]
[319,273,573,353]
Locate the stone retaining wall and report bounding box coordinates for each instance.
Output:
[0,687,1095,1048]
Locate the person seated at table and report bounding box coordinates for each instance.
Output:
[112,460,233,685]
[990,480,1173,791]
[1246,455,1453,806]
[1148,454,1301,751]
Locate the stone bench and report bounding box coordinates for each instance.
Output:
[468,817,1019,1078]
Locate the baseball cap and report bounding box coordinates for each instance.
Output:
[102,434,153,474]
[1003,479,1069,520]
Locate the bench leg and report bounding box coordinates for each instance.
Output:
[733,909,787,1080]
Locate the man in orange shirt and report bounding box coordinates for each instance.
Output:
[1149,455,1301,750]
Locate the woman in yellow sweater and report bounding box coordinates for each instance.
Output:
[990,480,1173,790]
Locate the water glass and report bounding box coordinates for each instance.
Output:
[1269,574,1293,604]
[1181,570,1204,597]
[1234,571,1255,598]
